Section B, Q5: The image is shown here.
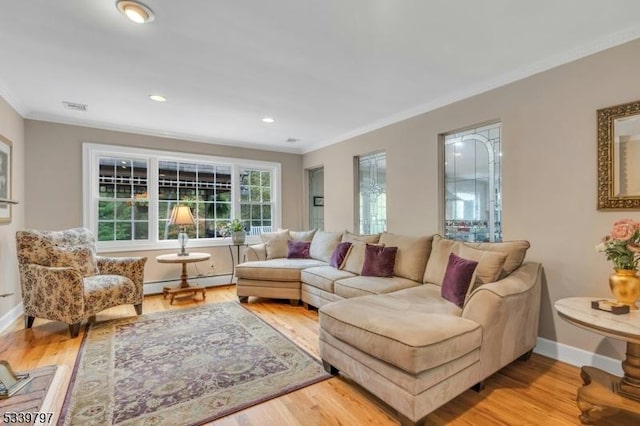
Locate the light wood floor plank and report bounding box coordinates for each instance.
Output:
[0,285,587,425]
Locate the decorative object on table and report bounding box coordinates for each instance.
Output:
[591,299,631,315]
[58,302,330,425]
[0,134,14,223]
[596,218,640,309]
[169,205,195,256]
[227,218,246,244]
[596,99,640,210]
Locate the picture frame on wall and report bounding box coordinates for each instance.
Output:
[0,135,13,223]
[313,196,324,206]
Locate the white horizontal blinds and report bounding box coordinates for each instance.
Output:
[158,160,232,241]
[97,157,149,242]
[443,122,502,242]
[358,151,387,235]
[240,168,273,235]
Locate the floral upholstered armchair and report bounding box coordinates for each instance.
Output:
[16,228,147,337]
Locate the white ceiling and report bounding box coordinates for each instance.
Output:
[1,1,640,154]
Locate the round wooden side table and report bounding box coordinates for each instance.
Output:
[156,252,210,304]
[555,297,640,424]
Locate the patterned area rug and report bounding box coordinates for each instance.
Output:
[59,302,330,425]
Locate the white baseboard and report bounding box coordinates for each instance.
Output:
[0,302,24,334]
[534,337,623,376]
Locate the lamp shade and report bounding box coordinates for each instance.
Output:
[169,205,195,226]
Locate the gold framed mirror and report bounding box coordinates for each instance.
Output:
[597,99,640,210]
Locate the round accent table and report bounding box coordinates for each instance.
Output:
[555,297,640,424]
[156,252,210,305]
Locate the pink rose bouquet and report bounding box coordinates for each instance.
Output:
[596,219,640,270]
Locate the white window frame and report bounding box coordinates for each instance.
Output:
[83,143,281,252]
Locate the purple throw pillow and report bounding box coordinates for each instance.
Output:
[441,253,479,308]
[361,244,398,277]
[287,240,311,259]
[330,242,352,268]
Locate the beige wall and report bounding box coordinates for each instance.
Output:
[303,38,640,359]
[24,121,304,282]
[0,97,25,320]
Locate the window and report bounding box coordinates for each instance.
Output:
[442,122,502,242]
[356,151,386,234]
[84,144,280,251]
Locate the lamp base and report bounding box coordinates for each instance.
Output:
[177,231,189,256]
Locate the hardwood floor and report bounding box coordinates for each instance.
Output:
[0,285,587,425]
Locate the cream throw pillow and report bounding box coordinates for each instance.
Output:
[309,231,343,262]
[289,229,317,242]
[341,230,381,244]
[342,241,379,274]
[260,229,290,259]
[379,232,433,282]
[457,245,507,287]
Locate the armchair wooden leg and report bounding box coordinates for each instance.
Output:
[134,303,143,315]
[24,316,35,329]
[68,323,81,338]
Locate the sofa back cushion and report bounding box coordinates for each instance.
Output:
[361,244,398,277]
[341,231,381,244]
[289,229,317,242]
[310,231,343,262]
[261,229,290,259]
[379,232,433,282]
[464,239,530,278]
[457,245,507,287]
[424,235,529,285]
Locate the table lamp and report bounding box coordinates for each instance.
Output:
[169,205,195,256]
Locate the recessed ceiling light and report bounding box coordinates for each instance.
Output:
[149,94,166,102]
[262,117,275,123]
[116,0,155,24]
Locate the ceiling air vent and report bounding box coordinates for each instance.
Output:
[62,101,88,112]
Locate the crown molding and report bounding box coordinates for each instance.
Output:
[303,25,640,154]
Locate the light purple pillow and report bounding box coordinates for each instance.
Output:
[441,253,478,308]
[361,244,397,277]
[330,242,352,268]
[287,240,311,259]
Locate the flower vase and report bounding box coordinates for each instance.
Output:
[231,231,245,245]
[609,269,640,310]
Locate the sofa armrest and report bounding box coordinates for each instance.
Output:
[19,263,86,324]
[461,262,542,379]
[244,244,267,261]
[96,256,147,287]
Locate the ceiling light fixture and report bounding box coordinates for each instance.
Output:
[116,0,155,24]
[149,94,166,102]
[262,117,275,123]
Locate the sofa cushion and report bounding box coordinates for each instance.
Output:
[457,244,507,286]
[379,232,433,282]
[290,229,317,242]
[341,241,370,274]
[334,275,419,299]
[301,266,357,293]
[441,253,478,308]
[236,258,326,281]
[287,240,311,259]
[423,235,527,285]
[361,244,397,277]
[342,231,381,244]
[464,239,530,278]
[319,285,482,374]
[310,231,343,262]
[260,230,290,259]
[330,241,352,268]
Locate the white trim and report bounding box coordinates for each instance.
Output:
[0,302,24,334]
[83,143,280,252]
[143,275,235,296]
[533,337,623,376]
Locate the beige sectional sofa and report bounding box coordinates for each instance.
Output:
[234,230,542,425]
